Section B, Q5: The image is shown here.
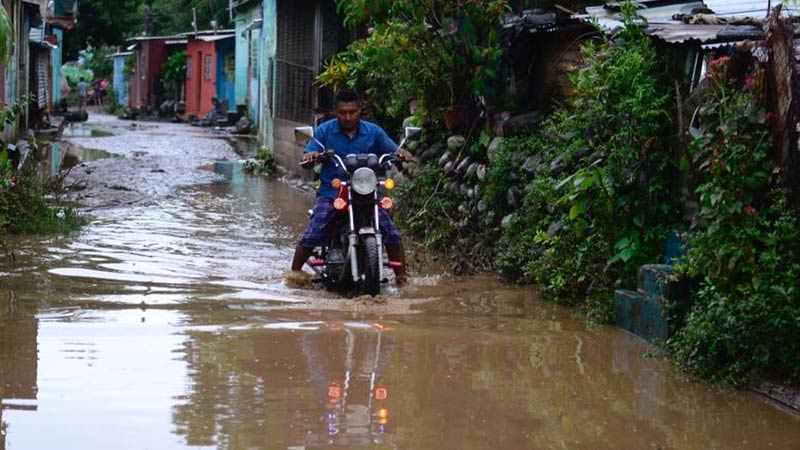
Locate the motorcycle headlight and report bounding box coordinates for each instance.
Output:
[351,167,377,195]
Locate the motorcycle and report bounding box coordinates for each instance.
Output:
[294,125,420,296]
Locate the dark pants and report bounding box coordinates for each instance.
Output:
[299,196,401,247]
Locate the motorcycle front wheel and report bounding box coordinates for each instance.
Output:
[361,235,380,296]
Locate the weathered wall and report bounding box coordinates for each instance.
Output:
[184,39,216,119]
[273,117,313,179]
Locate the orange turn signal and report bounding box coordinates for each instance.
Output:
[377,408,389,419]
[332,178,342,189]
[380,197,394,210]
[384,178,395,190]
[333,198,348,210]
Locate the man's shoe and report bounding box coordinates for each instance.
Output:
[395,274,408,286]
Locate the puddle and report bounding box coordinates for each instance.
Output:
[61,146,119,169]
[62,124,113,138]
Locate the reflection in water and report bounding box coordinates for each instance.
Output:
[166,307,800,450]
[0,292,38,450]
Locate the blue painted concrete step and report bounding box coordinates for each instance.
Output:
[613,289,670,342]
[614,264,692,343]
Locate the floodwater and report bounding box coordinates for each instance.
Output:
[1,114,799,449]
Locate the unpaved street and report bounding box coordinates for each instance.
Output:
[1,112,799,450]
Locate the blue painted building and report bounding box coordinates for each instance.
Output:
[111,51,132,107]
[233,0,262,125]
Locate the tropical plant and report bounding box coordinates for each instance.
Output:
[322,0,509,125]
[163,50,187,99]
[0,4,13,65]
[669,56,800,385]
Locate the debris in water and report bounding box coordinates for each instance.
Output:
[354,294,388,305]
[284,269,313,288]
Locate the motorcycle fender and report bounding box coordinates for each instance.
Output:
[358,227,376,236]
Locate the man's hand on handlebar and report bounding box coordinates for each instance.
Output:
[300,151,320,167]
[396,149,415,163]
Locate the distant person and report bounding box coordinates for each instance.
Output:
[100,78,109,106]
[92,79,102,106]
[77,78,87,110]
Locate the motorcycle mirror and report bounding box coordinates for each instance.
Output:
[294,126,326,151]
[294,126,314,144]
[404,126,421,139]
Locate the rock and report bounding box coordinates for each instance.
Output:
[473,184,482,199]
[501,213,517,229]
[572,146,592,161]
[460,183,470,197]
[549,155,566,175]
[477,199,488,213]
[523,155,542,174]
[447,135,466,151]
[449,181,460,195]
[455,156,472,176]
[443,160,455,174]
[421,147,440,162]
[476,164,488,182]
[503,111,545,136]
[465,161,479,180]
[547,221,563,236]
[484,210,497,226]
[234,116,252,134]
[438,151,453,168]
[467,187,475,199]
[487,137,504,162]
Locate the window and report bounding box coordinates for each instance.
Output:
[204,55,212,81]
[186,56,192,79]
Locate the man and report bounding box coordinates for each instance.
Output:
[77,78,87,110]
[290,89,412,285]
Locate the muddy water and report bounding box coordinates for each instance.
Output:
[2,117,800,449]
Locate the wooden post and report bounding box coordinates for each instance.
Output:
[764,4,800,203]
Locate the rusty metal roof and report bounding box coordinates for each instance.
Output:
[644,23,763,43]
[703,0,800,19]
[579,0,783,44]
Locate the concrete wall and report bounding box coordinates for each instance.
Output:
[258,0,276,150]
[273,118,313,179]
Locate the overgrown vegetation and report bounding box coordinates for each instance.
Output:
[668,58,800,385]
[391,1,800,385]
[0,96,83,245]
[495,6,675,316]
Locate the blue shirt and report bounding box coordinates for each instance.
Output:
[304,119,398,199]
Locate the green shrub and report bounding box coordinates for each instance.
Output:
[668,60,800,385]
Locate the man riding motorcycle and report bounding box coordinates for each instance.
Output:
[289,89,412,285]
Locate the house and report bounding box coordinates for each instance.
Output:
[0,0,75,135]
[183,29,235,120]
[126,35,186,111]
[259,0,346,171]
[232,0,262,126]
[579,0,794,91]
[110,51,132,107]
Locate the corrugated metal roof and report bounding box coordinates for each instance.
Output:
[580,0,779,44]
[197,34,234,42]
[703,0,800,19]
[644,23,762,43]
